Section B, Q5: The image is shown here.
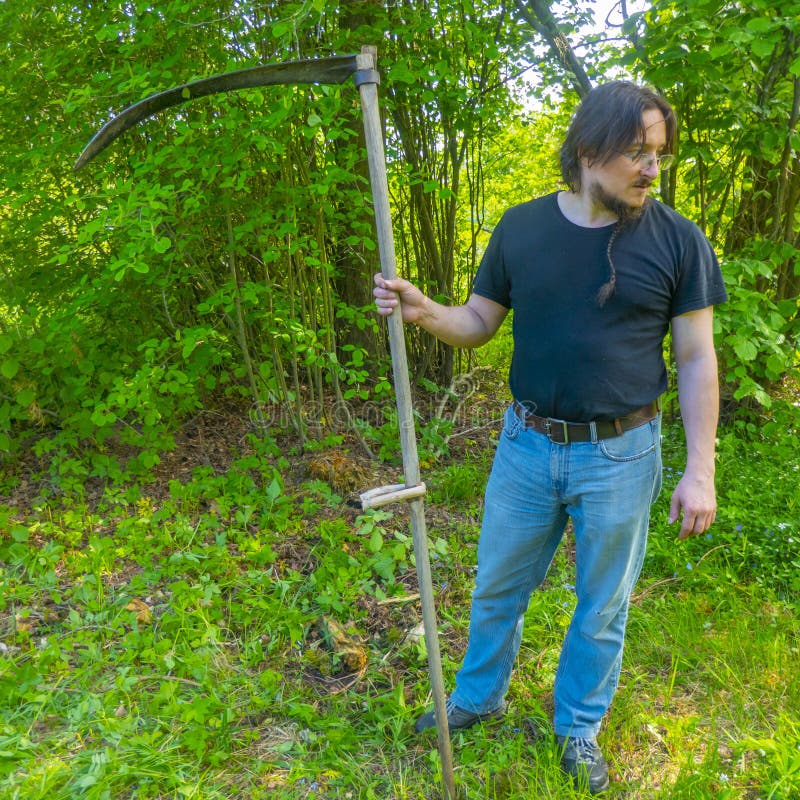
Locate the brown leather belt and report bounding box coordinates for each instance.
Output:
[513,400,660,444]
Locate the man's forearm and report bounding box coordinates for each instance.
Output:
[677,353,720,478]
[415,298,498,348]
[669,307,720,535]
[374,277,508,346]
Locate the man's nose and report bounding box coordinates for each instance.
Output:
[641,156,660,179]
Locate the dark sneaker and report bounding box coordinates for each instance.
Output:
[414,698,506,733]
[558,736,610,795]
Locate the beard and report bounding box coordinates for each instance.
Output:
[589,180,651,224]
[589,179,652,307]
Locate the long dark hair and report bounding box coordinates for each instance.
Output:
[560,81,676,192]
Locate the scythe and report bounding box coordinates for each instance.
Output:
[75,45,456,799]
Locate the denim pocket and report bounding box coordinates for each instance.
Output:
[598,418,659,462]
[502,404,523,440]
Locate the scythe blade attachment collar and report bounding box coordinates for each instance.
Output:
[353,68,380,87]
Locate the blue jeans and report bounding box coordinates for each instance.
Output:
[450,404,662,738]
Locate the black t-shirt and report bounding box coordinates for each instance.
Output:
[472,192,728,421]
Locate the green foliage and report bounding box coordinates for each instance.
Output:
[1,0,543,470]
[0,443,434,797]
[717,256,798,406]
[1,0,384,468]
[626,0,800,404]
[3,0,798,476]
[430,462,488,507]
[2,410,799,797]
[647,402,800,596]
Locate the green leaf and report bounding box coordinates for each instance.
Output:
[368,528,383,553]
[732,338,758,362]
[153,236,171,254]
[1,359,20,379]
[11,525,29,543]
[16,388,35,406]
[387,63,416,84]
[266,478,282,502]
[708,44,734,59]
[745,17,776,33]
[139,450,160,469]
[182,338,199,359]
[751,38,776,58]
[765,354,786,379]
[621,12,644,35]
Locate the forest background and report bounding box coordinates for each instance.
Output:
[1,1,799,798]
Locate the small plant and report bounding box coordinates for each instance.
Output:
[430,462,487,505]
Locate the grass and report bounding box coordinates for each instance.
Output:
[1,397,799,799]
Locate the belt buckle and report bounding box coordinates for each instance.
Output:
[545,417,569,444]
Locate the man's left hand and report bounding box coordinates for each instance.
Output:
[668,473,717,539]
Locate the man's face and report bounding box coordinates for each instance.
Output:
[582,107,668,217]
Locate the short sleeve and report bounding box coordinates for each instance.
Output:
[670,223,728,317]
[472,215,511,308]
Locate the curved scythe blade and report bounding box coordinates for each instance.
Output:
[74,53,359,171]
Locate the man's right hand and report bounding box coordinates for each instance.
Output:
[373,273,429,324]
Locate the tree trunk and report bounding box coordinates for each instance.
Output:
[330,0,386,361]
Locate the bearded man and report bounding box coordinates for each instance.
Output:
[373,81,727,794]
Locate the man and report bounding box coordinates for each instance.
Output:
[373,81,727,794]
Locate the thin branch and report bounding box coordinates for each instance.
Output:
[512,0,593,98]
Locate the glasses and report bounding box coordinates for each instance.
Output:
[619,150,675,171]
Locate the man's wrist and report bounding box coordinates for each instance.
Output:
[682,462,715,482]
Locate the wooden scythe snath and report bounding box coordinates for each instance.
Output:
[75,44,456,799]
